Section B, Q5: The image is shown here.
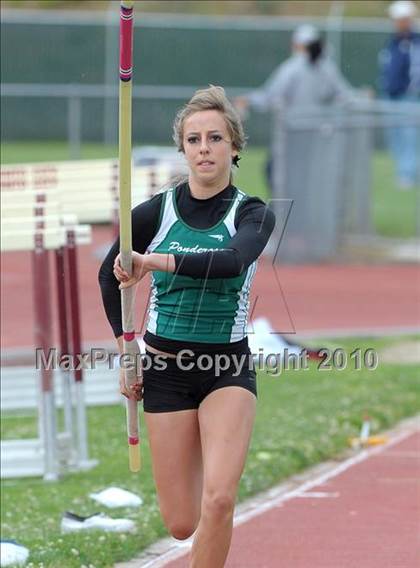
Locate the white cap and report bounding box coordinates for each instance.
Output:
[388,1,417,19]
[292,25,320,46]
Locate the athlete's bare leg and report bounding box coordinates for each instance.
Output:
[190,387,256,568]
[144,409,203,539]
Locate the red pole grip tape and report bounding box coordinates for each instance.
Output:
[123,331,136,342]
[128,436,139,446]
[120,4,134,82]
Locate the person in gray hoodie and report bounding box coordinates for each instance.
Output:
[235,24,359,192]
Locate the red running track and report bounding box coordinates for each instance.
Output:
[164,430,420,568]
[1,226,420,350]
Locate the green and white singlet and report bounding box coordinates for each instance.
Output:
[145,187,257,343]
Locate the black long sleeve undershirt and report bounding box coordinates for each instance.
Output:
[98,192,163,338]
[173,197,275,279]
[98,183,275,338]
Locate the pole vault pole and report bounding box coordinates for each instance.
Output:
[119,0,141,472]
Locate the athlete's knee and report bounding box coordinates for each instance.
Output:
[201,489,235,522]
[167,520,197,541]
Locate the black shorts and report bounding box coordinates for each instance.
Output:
[142,348,257,413]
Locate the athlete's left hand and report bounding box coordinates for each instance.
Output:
[113,252,149,289]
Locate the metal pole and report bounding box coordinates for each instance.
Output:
[66,228,90,466]
[68,93,82,160]
[55,247,75,464]
[326,0,345,68]
[32,240,58,481]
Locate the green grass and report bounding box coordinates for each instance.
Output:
[0,142,119,164]
[372,152,419,238]
[1,336,419,568]
[1,141,417,238]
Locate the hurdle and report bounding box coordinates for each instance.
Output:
[1,154,188,478]
[1,190,94,480]
[0,157,185,225]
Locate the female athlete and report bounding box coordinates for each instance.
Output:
[99,85,275,567]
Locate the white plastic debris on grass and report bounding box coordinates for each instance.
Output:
[247,318,301,358]
[0,541,29,567]
[256,451,272,461]
[89,487,143,508]
[61,513,135,534]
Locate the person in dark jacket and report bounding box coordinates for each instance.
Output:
[379,0,420,189]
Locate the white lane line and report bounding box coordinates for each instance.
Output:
[295,491,340,498]
[234,428,415,526]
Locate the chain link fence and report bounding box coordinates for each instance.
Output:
[1,9,403,149]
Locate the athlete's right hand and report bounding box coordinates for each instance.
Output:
[113,252,149,289]
[119,367,143,401]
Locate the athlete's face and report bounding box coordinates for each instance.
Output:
[183,110,237,187]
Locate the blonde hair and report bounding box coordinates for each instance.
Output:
[173,85,247,155]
